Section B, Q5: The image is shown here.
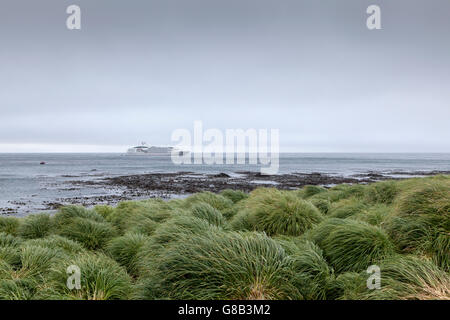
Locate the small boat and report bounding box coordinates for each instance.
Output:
[40,162,46,165]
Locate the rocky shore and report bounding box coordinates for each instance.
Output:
[102,171,371,194]
[2,170,449,215]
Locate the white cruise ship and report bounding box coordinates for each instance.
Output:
[127,142,186,155]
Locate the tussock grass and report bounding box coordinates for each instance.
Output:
[0,278,36,300]
[363,256,450,300]
[138,215,224,264]
[310,198,331,215]
[138,231,303,300]
[309,190,346,203]
[41,253,132,300]
[396,180,449,217]
[107,200,174,234]
[329,184,366,200]
[309,219,395,273]
[306,218,348,246]
[0,217,21,235]
[220,189,248,203]
[53,206,105,227]
[23,235,85,256]
[229,209,254,231]
[93,205,115,219]
[364,181,399,204]
[431,233,449,272]
[326,272,368,300]
[299,185,328,198]
[57,217,117,250]
[306,184,365,207]
[329,199,366,219]
[189,203,226,227]
[135,215,225,284]
[106,233,150,277]
[151,215,222,245]
[353,204,392,226]
[18,245,64,279]
[0,236,21,267]
[0,244,67,299]
[232,188,323,236]
[0,246,21,267]
[0,232,22,248]
[18,214,52,239]
[0,175,448,300]
[185,191,234,212]
[287,240,334,300]
[386,180,449,262]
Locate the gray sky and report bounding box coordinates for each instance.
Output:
[0,0,449,152]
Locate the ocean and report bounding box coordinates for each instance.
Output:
[1,153,449,216]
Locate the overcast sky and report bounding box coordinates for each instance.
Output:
[0,0,449,152]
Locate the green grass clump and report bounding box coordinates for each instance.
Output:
[185,191,234,212]
[306,218,348,245]
[135,215,223,288]
[220,189,248,203]
[189,203,226,227]
[287,240,334,300]
[106,233,150,277]
[364,181,399,205]
[386,180,449,259]
[42,253,132,300]
[232,188,323,236]
[53,206,105,227]
[396,180,449,217]
[93,205,115,219]
[0,217,21,235]
[58,217,117,250]
[107,200,173,234]
[139,231,302,300]
[329,184,366,200]
[353,204,392,226]
[326,272,368,300]
[18,214,52,239]
[310,219,395,273]
[0,278,36,300]
[308,185,360,205]
[363,256,450,300]
[19,244,64,279]
[138,215,225,266]
[23,235,85,256]
[123,215,159,236]
[0,247,21,267]
[329,199,366,219]
[229,209,254,231]
[53,206,117,251]
[300,185,328,198]
[310,198,331,215]
[0,232,22,248]
[308,190,342,204]
[431,233,449,272]
[0,244,67,299]
[386,216,433,253]
[0,233,22,266]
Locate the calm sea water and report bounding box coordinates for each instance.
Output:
[0,153,449,216]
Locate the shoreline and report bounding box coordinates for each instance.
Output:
[1,170,449,216]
